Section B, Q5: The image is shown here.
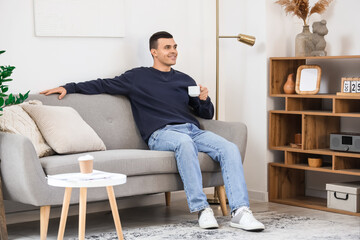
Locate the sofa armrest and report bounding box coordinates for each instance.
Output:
[0,132,50,206]
[196,118,247,162]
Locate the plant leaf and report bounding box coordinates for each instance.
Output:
[2,86,9,93]
[309,0,333,16]
[1,79,13,82]
[24,90,30,99]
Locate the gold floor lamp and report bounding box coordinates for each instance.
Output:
[207,0,256,211]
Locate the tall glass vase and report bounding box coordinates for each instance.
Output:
[295,25,312,57]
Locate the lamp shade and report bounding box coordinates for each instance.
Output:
[237,34,256,46]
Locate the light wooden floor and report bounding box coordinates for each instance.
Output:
[6,196,360,239]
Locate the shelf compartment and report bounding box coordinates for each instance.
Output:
[269,112,302,148]
[270,59,305,95]
[268,164,305,200]
[334,156,360,172]
[335,98,360,114]
[286,97,332,112]
[268,163,360,216]
[286,151,332,169]
[303,115,340,150]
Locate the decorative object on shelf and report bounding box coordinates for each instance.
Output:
[275,0,333,57]
[294,133,302,145]
[290,143,301,149]
[295,65,321,94]
[310,20,328,56]
[283,73,296,94]
[308,157,323,168]
[290,133,302,148]
[295,25,313,57]
[337,77,360,96]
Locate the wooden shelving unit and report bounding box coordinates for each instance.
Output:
[268,55,360,217]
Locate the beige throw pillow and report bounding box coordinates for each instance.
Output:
[22,104,106,154]
[0,101,54,158]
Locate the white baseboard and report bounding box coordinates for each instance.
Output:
[248,189,268,202]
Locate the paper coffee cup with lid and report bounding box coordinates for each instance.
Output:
[78,154,94,174]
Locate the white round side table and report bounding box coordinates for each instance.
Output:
[47,170,127,240]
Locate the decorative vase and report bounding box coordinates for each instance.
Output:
[295,25,313,57]
[283,73,296,94]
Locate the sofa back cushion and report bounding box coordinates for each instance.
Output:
[28,94,148,150]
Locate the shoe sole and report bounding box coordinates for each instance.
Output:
[200,223,219,229]
[230,222,264,231]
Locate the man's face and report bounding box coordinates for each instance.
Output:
[151,38,178,67]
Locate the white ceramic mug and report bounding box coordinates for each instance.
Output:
[188,86,200,97]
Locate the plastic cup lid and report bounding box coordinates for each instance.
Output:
[78,154,94,161]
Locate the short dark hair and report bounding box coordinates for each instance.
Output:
[149,31,173,50]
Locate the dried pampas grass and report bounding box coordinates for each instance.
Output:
[275,0,333,26]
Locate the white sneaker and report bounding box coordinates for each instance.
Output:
[198,207,219,229]
[230,206,265,231]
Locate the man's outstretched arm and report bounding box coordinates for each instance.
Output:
[40,73,133,100]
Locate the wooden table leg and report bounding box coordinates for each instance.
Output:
[0,176,8,240]
[79,188,87,240]
[57,187,72,240]
[40,206,51,240]
[106,186,124,240]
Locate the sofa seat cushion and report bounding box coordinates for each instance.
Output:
[40,149,221,177]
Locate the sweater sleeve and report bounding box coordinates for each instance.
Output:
[189,96,214,119]
[62,71,133,96]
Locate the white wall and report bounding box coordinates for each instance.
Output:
[0,0,216,96]
[218,0,268,200]
[1,0,360,211]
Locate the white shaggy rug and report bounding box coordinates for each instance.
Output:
[79,211,360,240]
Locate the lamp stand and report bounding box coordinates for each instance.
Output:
[207,0,255,206]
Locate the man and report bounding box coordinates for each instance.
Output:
[41,31,265,231]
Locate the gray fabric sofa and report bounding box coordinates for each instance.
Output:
[0,93,247,238]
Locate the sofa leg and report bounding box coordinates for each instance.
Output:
[165,192,171,206]
[216,186,228,216]
[40,205,50,240]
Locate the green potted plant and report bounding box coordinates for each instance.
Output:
[0,50,30,115]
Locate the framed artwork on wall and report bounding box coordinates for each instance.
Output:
[34,0,125,37]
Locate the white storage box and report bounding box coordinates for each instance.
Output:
[326,181,360,213]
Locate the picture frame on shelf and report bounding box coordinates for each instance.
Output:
[295,65,322,95]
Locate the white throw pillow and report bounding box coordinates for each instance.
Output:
[0,101,54,158]
[22,104,106,154]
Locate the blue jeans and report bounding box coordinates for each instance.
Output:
[147,123,249,213]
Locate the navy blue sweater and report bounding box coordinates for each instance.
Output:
[63,67,214,143]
